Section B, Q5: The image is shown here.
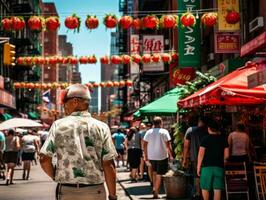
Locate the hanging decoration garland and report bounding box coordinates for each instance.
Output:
[0,12,224,32]
[13,80,133,90]
[16,52,178,66]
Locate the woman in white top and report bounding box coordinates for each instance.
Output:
[21,130,40,180]
[228,122,250,163]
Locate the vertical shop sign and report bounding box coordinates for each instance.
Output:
[130,34,140,74]
[218,0,240,31]
[142,35,164,71]
[178,0,201,68]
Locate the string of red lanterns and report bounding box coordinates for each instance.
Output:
[16,52,178,66]
[0,11,238,32]
[13,80,133,89]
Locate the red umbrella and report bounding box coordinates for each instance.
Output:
[178,63,266,108]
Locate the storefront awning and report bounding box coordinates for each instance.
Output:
[134,87,182,118]
[28,111,40,120]
[0,113,12,121]
[241,31,266,57]
[178,62,266,108]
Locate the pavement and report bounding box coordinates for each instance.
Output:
[0,163,190,200]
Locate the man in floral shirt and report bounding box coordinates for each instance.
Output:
[40,84,118,200]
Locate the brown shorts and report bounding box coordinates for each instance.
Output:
[58,183,106,200]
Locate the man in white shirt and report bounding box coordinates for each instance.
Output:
[143,117,173,199]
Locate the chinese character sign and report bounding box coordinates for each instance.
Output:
[130,34,140,54]
[178,0,201,68]
[215,32,240,53]
[218,0,240,31]
[142,35,164,53]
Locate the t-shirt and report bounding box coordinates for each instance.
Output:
[127,132,141,149]
[22,135,36,153]
[185,126,208,162]
[0,131,5,151]
[112,132,126,149]
[201,134,229,168]
[143,128,171,160]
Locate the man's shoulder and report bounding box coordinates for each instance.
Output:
[90,117,109,130]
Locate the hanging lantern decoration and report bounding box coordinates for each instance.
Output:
[160,15,178,29]
[151,54,161,63]
[143,15,159,29]
[79,56,88,64]
[161,53,171,63]
[87,55,97,64]
[111,55,122,65]
[126,80,133,87]
[171,52,178,61]
[64,14,81,32]
[1,18,12,31]
[69,57,78,65]
[28,16,44,31]
[113,81,119,87]
[14,82,21,89]
[25,57,33,65]
[103,14,118,29]
[225,10,240,24]
[119,80,126,87]
[106,81,114,87]
[121,55,131,64]
[35,83,41,89]
[45,16,60,31]
[100,56,109,64]
[62,57,69,64]
[85,83,92,88]
[85,15,99,30]
[48,56,58,65]
[180,12,196,27]
[142,54,152,63]
[17,57,25,65]
[57,56,64,64]
[131,54,142,64]
[119,15,133,29]
[11,17,25,31]
[99,82,106,87]
[92,82,99,88]
[201,12,218,26]
[132,18,142,30]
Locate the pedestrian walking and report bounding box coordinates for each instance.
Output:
[40,83,118,200]
[138,123,147,180]
[112,128,126,167]
[125,127,142,182]
[143,117,174,199]
[3,129,20,185]
[197,120,229,200]
[182,117,208,199]
[0,130,6,179]
[228,122,251,163]
[21,129,40,180]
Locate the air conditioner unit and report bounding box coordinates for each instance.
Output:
[207,53,215,62]
[249,17,264,33]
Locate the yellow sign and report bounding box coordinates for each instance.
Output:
[218,0,240,31]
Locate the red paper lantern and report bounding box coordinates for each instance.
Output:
[28,16,44,31]
[92,82,99,88]
[11,17,25,31]
[79,56,88,64]
[180,12,196,27]
[65,14,81,32]
[132,18,142,30]
[99,82,106,87]
[45,16,60,31]
[1,18,12,31]
[161,53,171,63]
[100,56,109,64]
[113,81,119,87]
[111,55,122,65]
[225,10,240,24]
[119,15,133,29]
[69,57,78,65]
[106,81,114,87]
[142,54,151,63]
[17,57,25,65]
[132,54,142,64]
[160,15,178,29]
[104,14,118,28]
[143,15,159,29]
[87,55,97,64]
[121,55,131,64]
[119,81,126,87]
[85,15,99,30]
[201,12,218,26]
[152,54,161,63]
[126,80,133,87]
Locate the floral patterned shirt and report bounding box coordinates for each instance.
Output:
[40,111,117,184]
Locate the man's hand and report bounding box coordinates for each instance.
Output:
[197,167,201,177]
[103,159,116,198]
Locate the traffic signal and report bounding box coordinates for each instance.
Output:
[3,43,16,66]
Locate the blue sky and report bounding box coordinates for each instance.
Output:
[43,0,120,83]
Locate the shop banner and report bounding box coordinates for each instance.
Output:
[218,0,240,31]
[142,35,164,72]
[0,90,16,109]
[215,32,240,53]
[178,0,201,68]
[130,34,140,74]
[170,61,195,87]
[247,68,266,88]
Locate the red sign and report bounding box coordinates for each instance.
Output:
[215,32,240,53]
[170,62,195,87]
[240,31,266,57]
[0,90,16,109]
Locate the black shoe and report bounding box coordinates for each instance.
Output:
[191,195,201,200]
[5,179,9,186]
[22,173,26,180]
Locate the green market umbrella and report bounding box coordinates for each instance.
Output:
[134,87,182,118]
